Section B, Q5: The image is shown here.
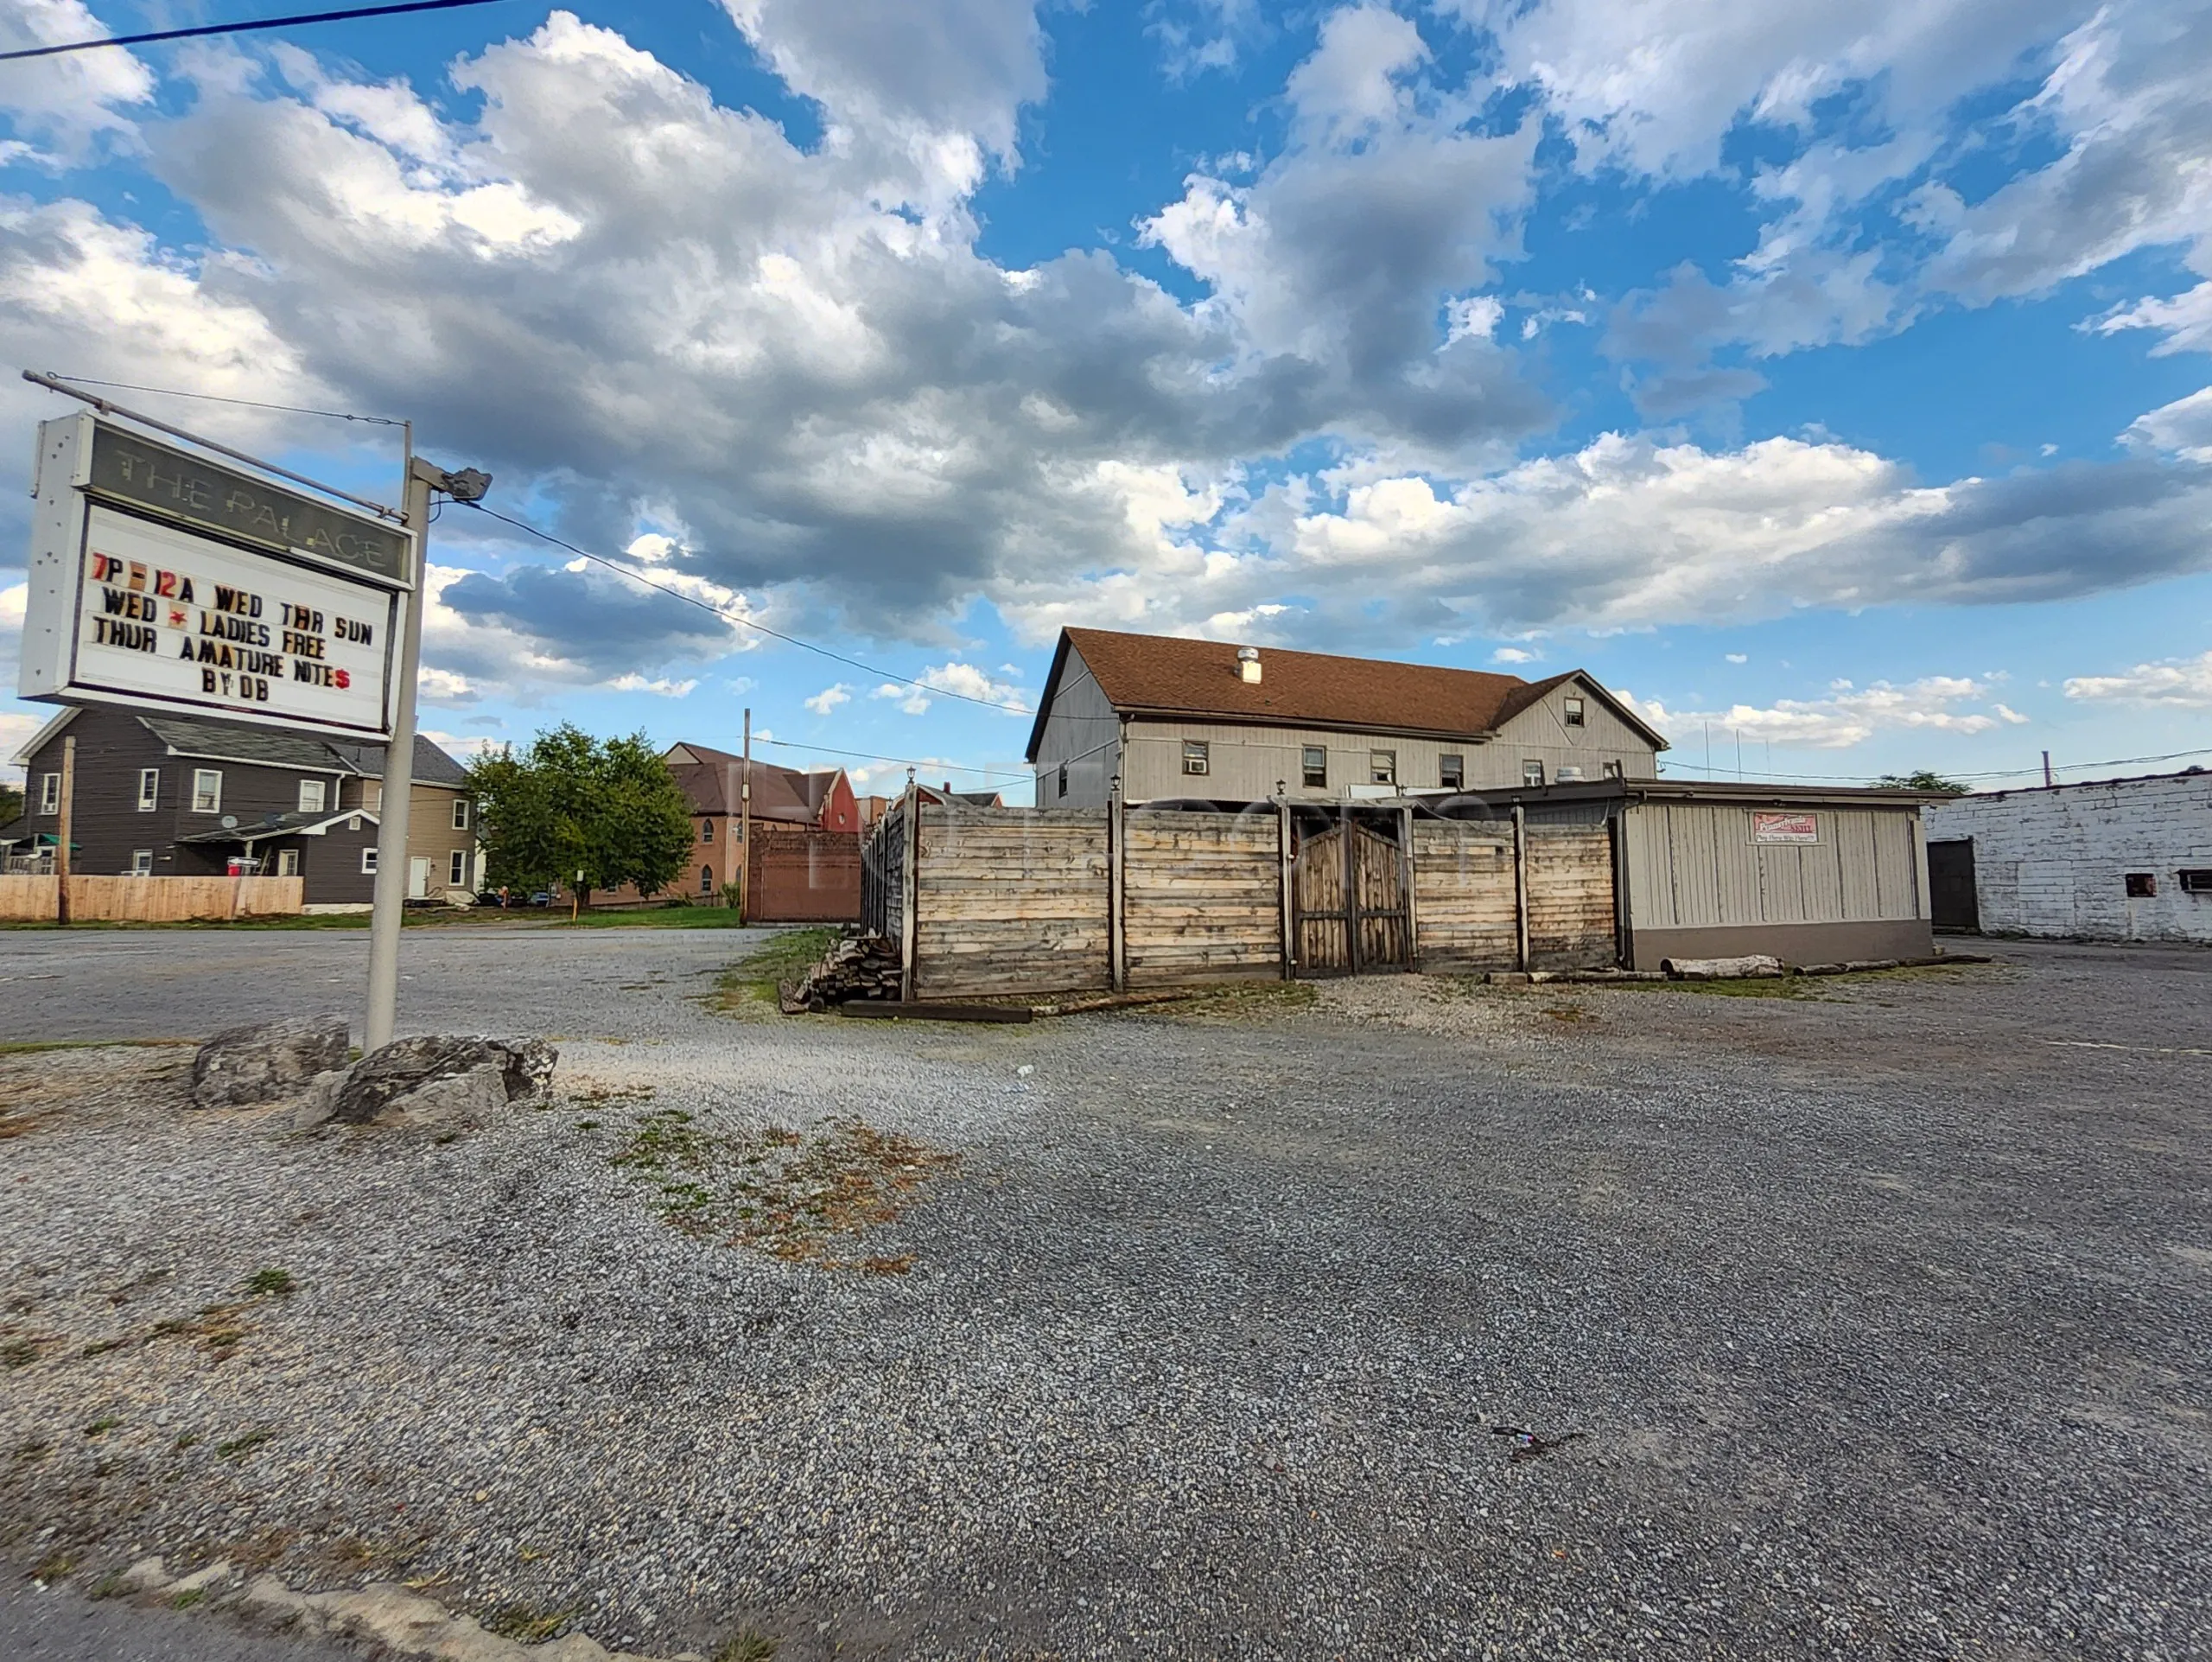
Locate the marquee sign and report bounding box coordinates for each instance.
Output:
[17,412,406,738]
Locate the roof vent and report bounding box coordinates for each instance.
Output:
[1236,646,1262,685]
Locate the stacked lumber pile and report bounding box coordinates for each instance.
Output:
[779,934,904,1013]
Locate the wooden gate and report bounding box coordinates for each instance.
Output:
[1292,816,1409,976]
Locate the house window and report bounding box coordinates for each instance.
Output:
[130,850,153,876]
[1522,760,1546,787]
[2124,872,2157,898]
[1564,696,1586,728]
[450,850,469,887]
[1370,750,1395,786]
[452,799,470,831]
[137,769,160,812]
[1302,746,1327,788]
[701,818,715,844]
[1601,760,1624,780]
[361,848,378,876]
[1057,763,1068,799]
[1439,753,1464,790]
[298,779,327,814]
[2179,869,2212,895]
[276,849,299,877]
[38,773,60,814]
[700,864,715,895]
[191,769,222,812]
[1182,740,1210,777]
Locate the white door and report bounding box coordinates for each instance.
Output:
[408,856,431,899]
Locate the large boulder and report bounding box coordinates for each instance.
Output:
[329,1035,557,1126]
[191,1015,352,1109]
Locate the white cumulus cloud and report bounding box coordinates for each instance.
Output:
[2063,651,2212,708]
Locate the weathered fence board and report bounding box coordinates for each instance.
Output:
[911,806,1109,998]
[1410,821,1518,971]
[1524,825,1617,970]
[1123,812,1281,985]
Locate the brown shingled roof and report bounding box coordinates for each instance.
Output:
[662,742,840,825]
[1026,628,1669,759]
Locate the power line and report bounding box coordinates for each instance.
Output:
[42,375,404,426]
[1656,744,2212,786]
[753,735,1025,781]
[457,500,1032,716]
[0,0,509,62]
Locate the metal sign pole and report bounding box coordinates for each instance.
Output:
[362,445,434,1052]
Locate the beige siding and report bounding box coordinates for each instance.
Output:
[1491,680,1663,786]
[1624,802,1924,930]
[1122,812,1282,984]
[1029,647,1120,809]
[356,779,480,896]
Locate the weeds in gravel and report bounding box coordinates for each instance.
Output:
[34,1551,75,1582]
[172,1589,207,1609]
[713,927,840,1013]
[215,1429,273,1460]
[611,1110,957,1270]
[485,1602,582,1643]
[83,1416,120,1437]
[245,1267,296,1299]
[715,1630,781,1662]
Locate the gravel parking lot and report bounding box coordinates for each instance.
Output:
[3,934,2208,1660]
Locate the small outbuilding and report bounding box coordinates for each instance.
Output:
[1921,770,2212,943]
[1485,776,1944,970]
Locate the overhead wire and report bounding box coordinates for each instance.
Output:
[40,376,405,426]
[0,0,510,62]
[455,500,1033,716]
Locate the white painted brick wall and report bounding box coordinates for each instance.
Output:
[1923,772,2212,943]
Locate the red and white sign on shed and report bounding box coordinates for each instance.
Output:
[1751,810,1820,844]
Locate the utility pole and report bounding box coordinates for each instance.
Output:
[54,735,74,925]
[739,707,752,924]
[2042,749,2054,788]
[364,441,491,1052]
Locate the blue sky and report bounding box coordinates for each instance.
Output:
[3,0,2209,800]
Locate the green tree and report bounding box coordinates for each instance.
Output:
[0,781,22,827]
[1876,769,1971,794]
[465,724,694,905]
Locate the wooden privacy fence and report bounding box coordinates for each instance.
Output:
[861,794,1618,1000]
[0,875,304,923]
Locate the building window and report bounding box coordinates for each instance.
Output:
[298,779,326,814]
[1057,763,1068,799]
[361,848,378,876]
[191,769,222,812]
[1564,696,1586,728]
[137,769,160,812]
[38,773,60,814]
[1301,746,1327,788]
[2124,872,2157,898]
[1370,750,1395,786]
[276,849,299,877]
[1182,740,1210,777]
[1439,753,1464,790]
[450,850,469,887]
[1601,760,1624,780]
[1522,760,1546,787]
[130,850,153,876]
[452,798,471,831]
[2179,869,2212,894]
[701,818,715,844]
[700,864,715,895]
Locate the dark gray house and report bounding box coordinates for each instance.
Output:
[3,705,477,909]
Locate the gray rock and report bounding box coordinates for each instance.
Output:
[329,1036,558,1126]
[290,1070,349,1132]
[190,1015,351,1109]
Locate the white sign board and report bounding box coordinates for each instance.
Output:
[17,413,406,738]
[1751,810,1820,844]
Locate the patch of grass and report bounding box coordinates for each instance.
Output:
[173,1432,200,1451]
[34,1551,76,1582]
[244,1267,296,1300]
[215,1429,272,1460]
[716,1631,781,1662]
[714,927,842,1011]
[1604,975,1814,999]
[86,1571,129,1600]
[1153,979,1319,1021]
[83,1416,121,1438]
[172,1589,206,1609]
[485,1603,582,1643]
[556,903,753,929]
[611,1111,956,1270]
